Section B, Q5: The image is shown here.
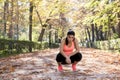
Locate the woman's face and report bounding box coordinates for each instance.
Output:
[67,35,74,42]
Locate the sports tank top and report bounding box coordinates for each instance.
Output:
[63,41,75,56]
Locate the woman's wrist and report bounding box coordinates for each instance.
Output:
[68,55,71,58]
[66,56,69,59]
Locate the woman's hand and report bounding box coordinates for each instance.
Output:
[66,57,71,64]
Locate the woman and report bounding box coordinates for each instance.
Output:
[56,30,82,71]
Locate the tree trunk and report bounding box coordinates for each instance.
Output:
[38,24,47,41]
[35,1,57,42]
[99,26,104,40]
[35,7,44,42]
[29,1,33,52]
[49,25,52,47]
[116,13,120,38]
[8,0,13,39]
[95,25,99,41]
[16,0,19,40]
[55,30,58,43]
[86,27,91,47]
[29,1,33,41]
[3,0,8,38]
[99,30,104,40]
[111,26,116,33]
[91,24,94,42]
[86,27,91,42]
[108,15,111,39]
[7,0,13,52]
[116,21,120,38]
[104,31,107,40]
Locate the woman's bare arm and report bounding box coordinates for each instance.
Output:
[60,39,68,58]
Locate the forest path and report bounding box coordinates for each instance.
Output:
[0,48,120,80]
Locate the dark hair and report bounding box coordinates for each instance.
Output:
[65,30,75,45]
[67,30,75,36]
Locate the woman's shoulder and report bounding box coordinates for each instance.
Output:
[73,37,79,43]
[60,38,66,45]
[61,38,66,42]
[74,37,78,41]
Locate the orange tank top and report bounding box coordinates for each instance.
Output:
[63,41,75,56]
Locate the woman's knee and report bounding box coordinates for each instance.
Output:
[78,52,82,57]
[56,53,61,61]
[56,53,65,62]
[76,52,82,61]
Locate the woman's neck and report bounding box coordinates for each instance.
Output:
[68,41,72,45]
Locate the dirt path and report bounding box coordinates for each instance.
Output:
[0,48,120,80]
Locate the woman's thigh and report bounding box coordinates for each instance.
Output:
[56,53,67,64]
[70,52,82,63]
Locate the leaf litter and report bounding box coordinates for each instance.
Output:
[0,48,120,80]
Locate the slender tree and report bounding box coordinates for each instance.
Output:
[29,1,33,52]
[15,0,19,40]
[8,0,13,39]
[29,1,33,41]
[3,0,9,38]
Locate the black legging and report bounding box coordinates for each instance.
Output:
[56,52,82,64]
